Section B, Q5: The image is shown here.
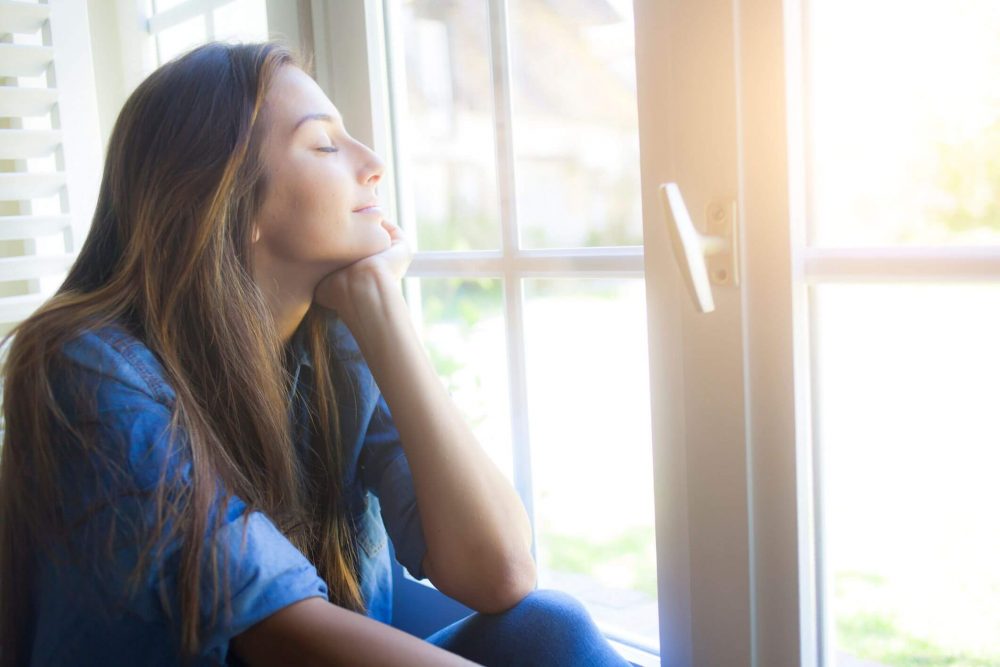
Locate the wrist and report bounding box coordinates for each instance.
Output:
[338,271,411,343]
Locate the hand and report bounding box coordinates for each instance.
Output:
[313,219,412,322]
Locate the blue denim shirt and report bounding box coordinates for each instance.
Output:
[29,316,427,666]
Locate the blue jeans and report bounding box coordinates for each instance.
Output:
[424,589,631,666]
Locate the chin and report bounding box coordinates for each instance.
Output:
[353,231,391,260]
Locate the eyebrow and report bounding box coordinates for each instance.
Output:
[292,112,343,134]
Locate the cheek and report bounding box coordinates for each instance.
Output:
[256,153,388,266]
[284,164,340,224]
[258,166,349,258]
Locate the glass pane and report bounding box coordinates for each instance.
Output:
[814,284,1000,666]
[808,1,1000,246]
[404,277,513,480]
[156,15,206,64]
[391,1,501,251]
[153,0,189,12]
[523,279,657,649]
[509,0,642,249]
[213,0,269,43]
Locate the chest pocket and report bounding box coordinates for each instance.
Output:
[354,493,387,559]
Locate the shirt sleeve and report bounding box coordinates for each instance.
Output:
[53,335,329,663]
[327,316,429,583]
[358,392,429,581]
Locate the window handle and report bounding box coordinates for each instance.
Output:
[658,182,740,313]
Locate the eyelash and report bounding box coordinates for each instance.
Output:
[317,146,339,153]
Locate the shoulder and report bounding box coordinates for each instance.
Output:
[42,324,185,503]
[56,322,176,408]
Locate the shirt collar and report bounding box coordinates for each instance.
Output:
[285,322,313,398]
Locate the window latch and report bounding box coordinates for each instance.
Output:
[658,182,740,313]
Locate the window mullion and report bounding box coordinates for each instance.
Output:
[146,0,230,34]
[802,246,1000,283]
[488,0,520,259]
[408,248,644,278]
[486,0,537,555]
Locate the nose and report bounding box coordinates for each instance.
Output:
[360,145,385,186]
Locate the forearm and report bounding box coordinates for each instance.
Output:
[342,273,535,611]
[232,597,478,667]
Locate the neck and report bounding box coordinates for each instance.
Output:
[268,290,312,345]
[253,254,316,345]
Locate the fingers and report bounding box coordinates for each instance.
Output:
[382,218,405,242]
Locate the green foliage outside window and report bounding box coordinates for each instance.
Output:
[933,120,1000,236]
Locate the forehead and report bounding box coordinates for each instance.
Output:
[264,66,343,135]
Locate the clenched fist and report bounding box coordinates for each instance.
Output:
[313,219,412,325]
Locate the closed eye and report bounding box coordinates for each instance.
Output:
[317,146,339,153]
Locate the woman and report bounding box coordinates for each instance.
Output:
[0,42,629,666]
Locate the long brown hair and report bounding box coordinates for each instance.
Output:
[0,41,364,665]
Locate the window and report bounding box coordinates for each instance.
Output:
[803,2,1000,664]
[382,0,659,656]
[147,0,269,66]
[646,0,1000,664]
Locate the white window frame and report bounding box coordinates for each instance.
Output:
[675,0,1000,665]
[383,0,648,543]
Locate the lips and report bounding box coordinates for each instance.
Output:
[352,202,380,212]
[353,204,385,220]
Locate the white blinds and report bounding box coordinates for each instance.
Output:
[0,0,101,336]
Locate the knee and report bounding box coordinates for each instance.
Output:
[498,590,623,664]
[506,588,593,630]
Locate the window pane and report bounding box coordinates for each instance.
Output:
[509,0,642,249]
[153,0,188,12]
[404,277,513,480]
[814,284,1000,666]
[391,1,502,251]
[156,15,206,63]
[523,278,657,649]
[213,0,269,43]
[808,1,1000,246]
